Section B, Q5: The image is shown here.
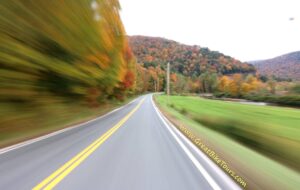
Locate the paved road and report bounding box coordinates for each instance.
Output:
[0,94,241,190]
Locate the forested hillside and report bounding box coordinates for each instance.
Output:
[250,51,300,81]
[129,36,255,76]
[130,36,299,106]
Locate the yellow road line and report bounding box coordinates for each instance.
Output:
[33,98,145,190]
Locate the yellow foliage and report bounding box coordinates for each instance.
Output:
[0,0,135,103]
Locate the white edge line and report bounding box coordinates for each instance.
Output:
[150,95,222,190]
[151,95,242,190]
[0,97,140,155]
[165,117,242,190]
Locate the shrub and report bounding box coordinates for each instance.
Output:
[244,95,300,107]
[168,103,175,108]
[192,115,300,170]
[180,108,188,115]
[193,116,261,148]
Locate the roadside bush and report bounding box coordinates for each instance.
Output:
[192,115,300,170]
[213,92,226,98]
[290,84,300,94]
[168,103,175,109]
[193,116,261,147]
[244,95,300,107]
[180,108,188,115]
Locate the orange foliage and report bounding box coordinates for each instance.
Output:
[129,36,256,77]
[122,71,135,89]
[170,73,177,82]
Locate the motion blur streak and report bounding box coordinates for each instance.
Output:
[0,0,136,145]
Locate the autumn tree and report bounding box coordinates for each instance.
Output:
[199,72,218,93]
[135,63,166,93]
[267,79,276,94]
[228,74,243,97]
[218,76,231,94]
[172,74,188,94]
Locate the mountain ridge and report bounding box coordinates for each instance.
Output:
[128,35,256,76]
[249,51,300,81]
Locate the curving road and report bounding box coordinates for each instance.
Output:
[0,94,241,190]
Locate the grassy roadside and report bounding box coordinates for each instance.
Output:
[0,96,138,148]
[154,94,300,190]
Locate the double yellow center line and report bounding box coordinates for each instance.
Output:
[33,98,145,190]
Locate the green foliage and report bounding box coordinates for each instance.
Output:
[199,72,218,93]
[259,75,268,82]
[180,108,188,115]
[143,62,158,68]
[168,103,175,108]
[244,95,300,107]
[291,84,300,94]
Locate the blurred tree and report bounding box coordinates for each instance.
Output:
[228,74,243,97]
[0,0,135,106]
[218,76,230,93]
[199,72,217,93]
[267,79,276,94]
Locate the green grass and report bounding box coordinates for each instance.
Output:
[155,95,300,190]
[0,96,136,148]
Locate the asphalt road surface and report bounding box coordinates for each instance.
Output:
[0,94,241,190]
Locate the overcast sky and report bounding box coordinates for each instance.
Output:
[119,0,300,61]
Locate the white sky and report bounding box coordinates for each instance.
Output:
[119,0,300,61]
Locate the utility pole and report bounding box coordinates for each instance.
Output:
[167,62,170,95]
[157,77,159,92]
